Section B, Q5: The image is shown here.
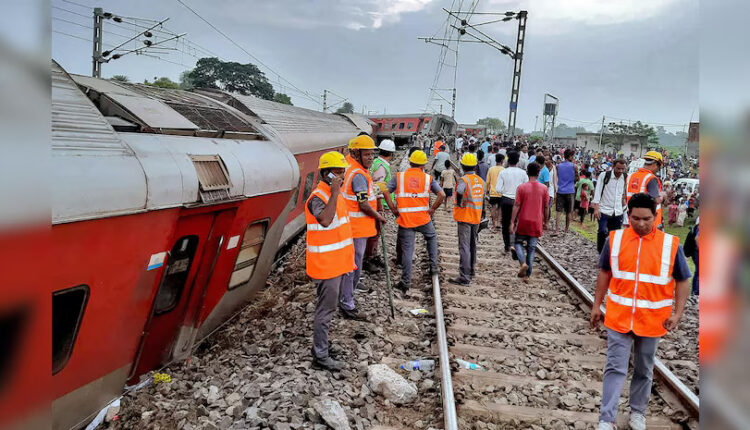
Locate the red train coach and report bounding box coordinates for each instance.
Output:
[45,61,301,430]
[368,113,457,145]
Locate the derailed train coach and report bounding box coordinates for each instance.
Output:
[29,61,372,430]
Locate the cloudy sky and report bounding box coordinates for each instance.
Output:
[51,0,698,132]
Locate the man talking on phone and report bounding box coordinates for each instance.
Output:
[305,151,356,371]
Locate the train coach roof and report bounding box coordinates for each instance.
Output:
[52,60,298,224]
[197,90,371,154]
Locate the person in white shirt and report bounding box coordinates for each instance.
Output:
[455,135,464,154]
[545,157,557,230]
[495,150,528,252]
[592,158,628,252]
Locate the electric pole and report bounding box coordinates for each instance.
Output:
[451,88,456,118]
[92,8,104,77]
[322,90,327,112]
[598,115,605,151]
[507,11,527,137]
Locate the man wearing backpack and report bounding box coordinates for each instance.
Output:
[592,159,628,253]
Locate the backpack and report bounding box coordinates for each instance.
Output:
[684,223,698,257]
[597,170,627,203]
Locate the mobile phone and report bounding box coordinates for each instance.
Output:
[327,172,336,180]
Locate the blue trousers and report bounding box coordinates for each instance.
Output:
[513,235,538,277]
[340,237,367,310]
[597,212,624,253]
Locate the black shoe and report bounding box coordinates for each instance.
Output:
[339,307,368,321]
[449,277,470,286]
[370,256,386,268]
[311,345,342,359]
[478,219,489,234]
[355,282,372,293]
[510,248,518,261]
[430,267,439,277]
[395,281,409,294]
[312,355,343,371]
[470,270,475,278]
[363,260,379,273]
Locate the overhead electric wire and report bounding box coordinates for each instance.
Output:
[173,0,322,106]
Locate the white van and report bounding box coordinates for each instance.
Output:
[674,178,699,195]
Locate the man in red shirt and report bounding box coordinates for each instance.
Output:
[509,162,549,282]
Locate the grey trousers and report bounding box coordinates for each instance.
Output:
[398,222,439,285]
[457,222,478,282]
[312,275,345,359]
[341,237,367,310]
[600,328,660,423]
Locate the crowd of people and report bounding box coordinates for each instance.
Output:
[304,131,698,430]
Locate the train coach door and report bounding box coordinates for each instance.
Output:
[129,212,219,381]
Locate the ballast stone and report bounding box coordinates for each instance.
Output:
[366,364,418,405]
[311,398,351,430]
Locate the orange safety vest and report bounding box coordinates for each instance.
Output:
[342,156,378,238]
[394,168,432,228]
[305,182,356,280]
[453,174,484,225]
[627,168,662,226]
[432,141,444,157]
[604,227,679,337]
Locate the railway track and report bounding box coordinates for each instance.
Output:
[400,208,701,429]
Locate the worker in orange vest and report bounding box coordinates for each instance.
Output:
[590,193,692,430]
[383,150,445,294]
[626,151,664,228]
[340,134,387,319]
[305,151,357,371]
[449,153,485,286]
[432,139,445,157]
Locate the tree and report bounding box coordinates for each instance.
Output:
[552,123,588,138]
[185,57,274,100]
[601,120,658,152]
[178,70,194,90]
[335,102,354,114]
[147,77,180,89]
[477,117,506,133]
[273,93,293,105]
[110,74,130,82]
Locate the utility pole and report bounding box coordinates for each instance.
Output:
[451,88,456,118]
[92,8,104,77]
[440,104,443,115]
[507,10,527,137]
[322,90,327,112]
[598,115,605,151]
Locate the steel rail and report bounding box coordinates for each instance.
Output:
[535,244,700,417]
[432,273,458,430]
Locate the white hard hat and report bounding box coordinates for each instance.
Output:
[378,139,396,152]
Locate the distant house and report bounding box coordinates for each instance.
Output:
[576,132,647,157]
[551,136,576,148]
[686,122,699,157]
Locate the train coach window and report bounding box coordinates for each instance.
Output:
[302,172,315,202]
[399,122,405,129]
[407,123,414,130]
[53,285,89,375]
[154,236,199,315]
[290,174,302,206]
[229,220,268,289]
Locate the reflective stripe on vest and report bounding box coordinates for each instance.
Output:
[342,160,378,238]
[307,237,354,253]
[611,229,674,285]
[394,170,432,228]
[607,292,673,309]
[305,182,356,279]
[454,174,484,224]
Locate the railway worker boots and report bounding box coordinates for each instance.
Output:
[339,306,368,322]
[312,354,343,372]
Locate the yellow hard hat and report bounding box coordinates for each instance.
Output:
[318,151,349,170]
[348,135,376,150]
[409,150,428,165]
[643,151,664,164]
[461,153,477,167]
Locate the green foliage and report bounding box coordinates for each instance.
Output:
[477,117,506,133]
[601,120,658,151]
[273,92,293,105]
[147,77,180,89]
[335,102,354,114]
[528,135,543,144]
[185,57,274,100]
[110,74,130,82]
[178,70,194,90]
